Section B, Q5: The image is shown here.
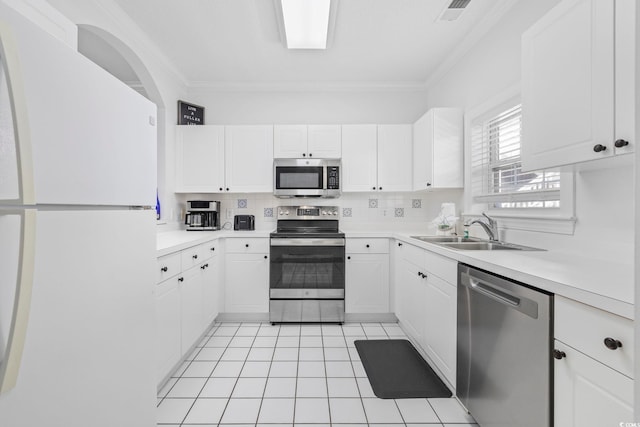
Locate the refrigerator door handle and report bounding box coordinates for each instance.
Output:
[0,19,35,205]
[0,209,35,394]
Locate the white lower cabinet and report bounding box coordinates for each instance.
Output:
[155,239,220,384]
[553,296,634,426]
[179,265,203,354]
[345,254,389,314]
[224,239,269,313]
[394,240,457,388]
[423,273,456,386]
[155,276,181,384]
[554,340,633,426]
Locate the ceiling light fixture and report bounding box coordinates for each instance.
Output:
[281,0,331,49]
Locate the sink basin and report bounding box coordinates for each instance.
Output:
[410,236,483,243]
[442,241,544,251]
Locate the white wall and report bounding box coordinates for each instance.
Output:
[425,0,635,262]
[185,87,430,125]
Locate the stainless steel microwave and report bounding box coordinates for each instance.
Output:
[273,158,341,198]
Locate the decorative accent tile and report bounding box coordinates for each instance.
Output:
[368,199,378,208]
[412,199,422,208]
[237,199,247,209]
[342,208,352,217]
[395,208,404,218]
[264,207,273,218]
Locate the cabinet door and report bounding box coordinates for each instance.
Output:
[522,0,614,170]
[341,125,378,192]
[225,125,274,192]
[397,258,426,345]
[175,126,225,193]
[180,266,203,354]
[554,340,633,427]
[155,277,181,383]
[307,125,342,158]
[345,253,389,314]
[423,274,456,387]
[274,125,307,158]
[377,125,413,191]
[202,255,220,326]
[432,108,463,188]
[224,253,269,313]
[412,111,434,191]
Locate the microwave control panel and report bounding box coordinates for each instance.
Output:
[327,166,340,189]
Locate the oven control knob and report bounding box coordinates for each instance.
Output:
[332,211,337,216]
[285,211,289,215]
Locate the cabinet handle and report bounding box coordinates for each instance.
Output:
[192,254,198,259]
[161,266,168,272]
[347,256,351,260]
[366,244,370,248]
[219,187,223,191]
[201,264,206,270]
[302,153,306,157]
[604,337,622,350]
[245,244,249,248]
[426,182,432,187]
[379,187,382,190]
[309,153,313,157]
[593,144,607,153]
[417,272,422,278]
[264,255,268,259]
[226,188,230,191]
[398,242,403,247]
[553,349,566,360]
[372,186,376,190]
[178,277,184,282]
[210,247,215,251]
[614,139,629,148]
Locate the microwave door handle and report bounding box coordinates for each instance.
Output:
[322,165,328,191]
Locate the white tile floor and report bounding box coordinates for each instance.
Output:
[157,322,478,426]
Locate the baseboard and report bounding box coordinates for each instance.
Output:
[345,313,398,323]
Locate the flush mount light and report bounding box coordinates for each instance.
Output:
[281,0,331,49]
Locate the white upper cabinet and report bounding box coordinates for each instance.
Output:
[377,125,413,192]
[521,0,634,170]
[0,4,157,206]
[274,125,341,158]
[342,124,412,192]
[175,126,225,193]
[412,108,463,190]
[341,125,378,191]
[307,125,342,158]
[225,125,274,193]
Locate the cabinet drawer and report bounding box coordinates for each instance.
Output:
[225,237,269,253]
[157,252,181,283]
[181,244,206,270]
[346,238,389,254]
[555,296,633,378]
[200,240,219,261]
[423,250,457,284]
[401,243,425,268]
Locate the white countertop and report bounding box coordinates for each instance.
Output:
[157,228,634,319]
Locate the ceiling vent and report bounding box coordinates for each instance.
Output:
[437,0,472,21]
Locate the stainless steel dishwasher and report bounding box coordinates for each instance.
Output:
[457,264,553,427]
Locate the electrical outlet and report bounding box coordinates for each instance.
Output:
[226,208,234,219]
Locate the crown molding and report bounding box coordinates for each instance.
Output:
[424,0,521,90]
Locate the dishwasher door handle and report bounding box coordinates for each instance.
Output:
[469,278,521,307]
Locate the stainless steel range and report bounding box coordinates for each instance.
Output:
[269,206,345,324]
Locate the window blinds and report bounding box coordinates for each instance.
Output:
[471,104,560,209]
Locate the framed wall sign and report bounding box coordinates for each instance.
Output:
[178,100,204,125]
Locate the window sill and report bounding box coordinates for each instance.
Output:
[462,212,576,235]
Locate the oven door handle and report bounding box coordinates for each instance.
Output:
[270,238,345,247]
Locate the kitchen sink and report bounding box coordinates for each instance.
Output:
[410,236,483,243]
[410,235,543,251]
[442,241,544,251]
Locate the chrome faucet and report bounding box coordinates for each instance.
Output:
[467,212,499,241]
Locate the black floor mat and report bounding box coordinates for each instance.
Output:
[355,339,452,399]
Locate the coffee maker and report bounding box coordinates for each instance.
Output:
[185,200,221,231]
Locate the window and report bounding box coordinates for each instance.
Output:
[470,103,561,209]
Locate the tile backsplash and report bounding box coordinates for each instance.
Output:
[175,190,463,231]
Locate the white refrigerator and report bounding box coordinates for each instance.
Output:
[0,3,158,426]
